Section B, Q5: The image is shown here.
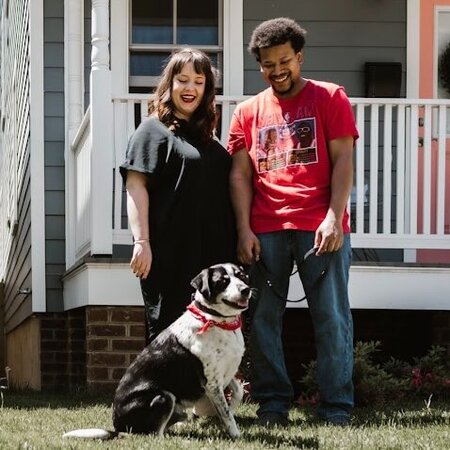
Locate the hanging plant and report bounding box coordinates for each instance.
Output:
[438,41,450,95]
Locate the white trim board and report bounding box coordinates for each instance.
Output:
[63,262,143,310]
[29,0,46,312]
[63,264,450,311]
[288,265,450,310]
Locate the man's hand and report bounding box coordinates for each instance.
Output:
[314,215,344,255]
[237,229,261,265]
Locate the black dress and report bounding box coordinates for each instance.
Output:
[120,117,237,342]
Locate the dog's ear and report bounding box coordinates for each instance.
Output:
[190,269,210,299]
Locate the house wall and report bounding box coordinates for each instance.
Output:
[85,306,145,390]
[6,316,41,390]
[416,0,450,263]
[0,282,4,375]
[1,0,33,333]
[242,0,407,97]
[44,0,66,312]
[84,0,91,110]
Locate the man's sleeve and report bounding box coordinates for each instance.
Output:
[227,107,248,155]
[325,87,359,143]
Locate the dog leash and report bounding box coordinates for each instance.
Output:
[254,247,334,303]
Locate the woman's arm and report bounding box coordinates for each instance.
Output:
[126,170,152,279]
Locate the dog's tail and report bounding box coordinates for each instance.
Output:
[62,428,119,440]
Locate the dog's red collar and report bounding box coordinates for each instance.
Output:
[187,302,242,334]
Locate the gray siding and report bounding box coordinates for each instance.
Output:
[84,0,91,111]
[243,0,406,96]
[4,152,32,332]
[1,0,33,332]
[44,0,65,312]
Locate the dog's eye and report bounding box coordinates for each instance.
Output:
[214,274,230,290]
[236,271,249,283]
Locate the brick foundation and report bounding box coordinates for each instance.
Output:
[6,306,448,391]
[41,314,69,389]
[37,306,145,391]
[86,306,145,391]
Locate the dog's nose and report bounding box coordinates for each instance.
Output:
[240,286,251,297]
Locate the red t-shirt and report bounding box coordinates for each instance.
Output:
[227,80,359,234]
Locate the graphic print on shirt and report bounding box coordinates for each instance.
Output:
[256,118,317,173]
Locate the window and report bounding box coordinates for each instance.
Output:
[129,0,222,91]
[435,7,450,134]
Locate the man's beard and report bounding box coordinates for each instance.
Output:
[270,76,295,96]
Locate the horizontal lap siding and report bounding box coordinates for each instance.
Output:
[243,0,406,97]
[44,0,65,312]
[1,0,32,332]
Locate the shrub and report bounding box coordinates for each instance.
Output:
[297,341,450,407]
[352,341,408,406]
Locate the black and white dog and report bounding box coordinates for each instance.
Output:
[63,263,251,440]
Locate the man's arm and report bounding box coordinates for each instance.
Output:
[315,136,354,255]
[229,149,260,264]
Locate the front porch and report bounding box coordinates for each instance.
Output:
[63,94,450,311]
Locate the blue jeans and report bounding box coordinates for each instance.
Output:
[249,230,354,421]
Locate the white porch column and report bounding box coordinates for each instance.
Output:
[65,0,84,267]
[222,0,243,96]
[90,0,113,255]
[404,0,420,263]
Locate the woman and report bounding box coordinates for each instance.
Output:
[120,48,236,343]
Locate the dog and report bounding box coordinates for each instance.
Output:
[63,263,251,440]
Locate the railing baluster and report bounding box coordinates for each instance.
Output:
[396,105,406,235]
[369,104,379,234]
[436,105,447,235]
[409,105,419,234]
[127,99,136,139]
[140,100,148,122]
[422,105,432,234]
[383,104,393,233]
[355,103,365,234]
[113,100,127,233]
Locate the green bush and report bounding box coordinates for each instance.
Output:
[297,341,450,407]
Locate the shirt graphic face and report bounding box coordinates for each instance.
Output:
[256,117,317,173]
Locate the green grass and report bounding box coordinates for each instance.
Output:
[0,391,449,449]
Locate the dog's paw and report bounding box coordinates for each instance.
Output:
[228,427,240,440]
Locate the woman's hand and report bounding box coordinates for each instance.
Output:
[130,241,152,279]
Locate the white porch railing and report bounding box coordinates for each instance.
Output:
[67,96,450,268]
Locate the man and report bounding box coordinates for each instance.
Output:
[227,17,358,427]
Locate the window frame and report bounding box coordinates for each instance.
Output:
[128,0,223,89]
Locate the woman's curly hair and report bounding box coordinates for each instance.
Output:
[149,48,218,144]
[248,17,307,61]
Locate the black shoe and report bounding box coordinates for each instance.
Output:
[255,412,289,428]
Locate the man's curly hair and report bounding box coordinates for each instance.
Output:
[248,17,307,61]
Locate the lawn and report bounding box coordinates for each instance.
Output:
[0,390,449,449]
